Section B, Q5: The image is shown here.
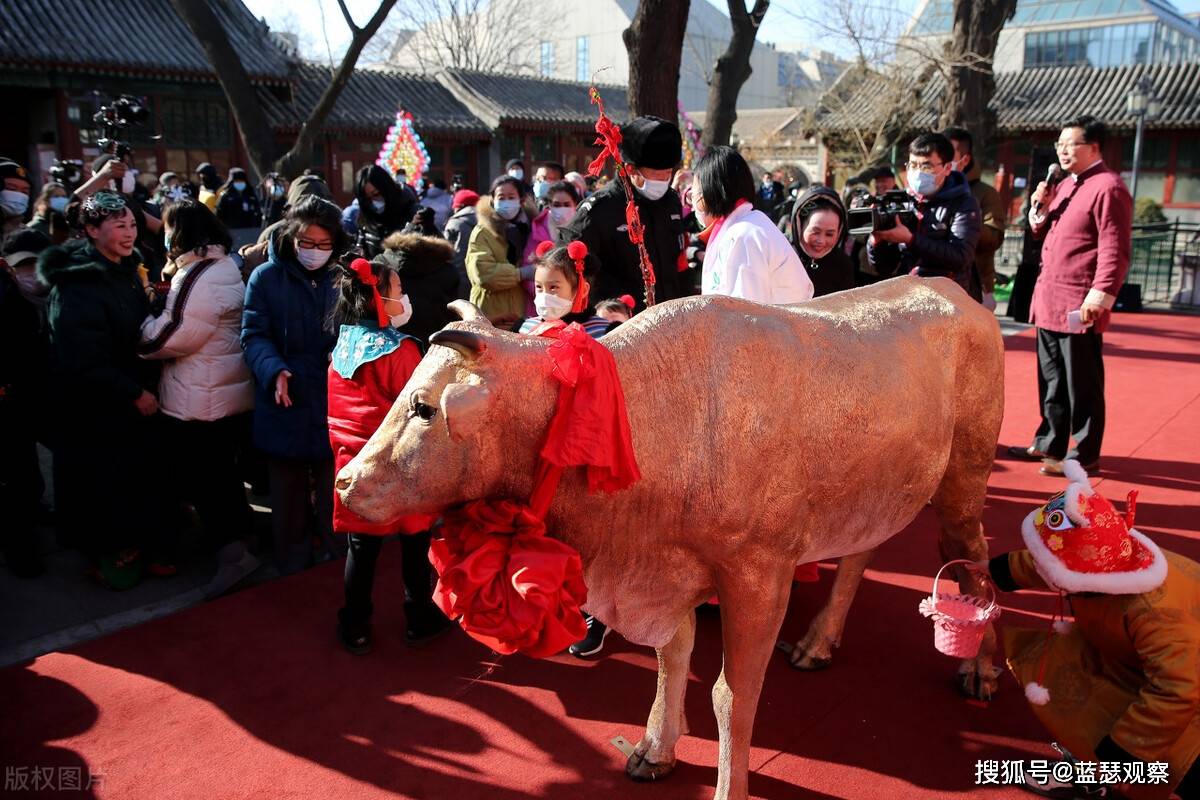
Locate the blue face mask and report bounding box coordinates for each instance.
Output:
[533,180,550,200]
[49,196,69,214]
[233,181,247,192]
[495,198,521,220]
[906,167,938,197]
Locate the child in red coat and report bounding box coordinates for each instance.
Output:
[328,258,450,654]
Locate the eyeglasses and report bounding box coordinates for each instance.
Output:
[1055,140,1089,151]
[297,239,334,251]
[906,160,944,174]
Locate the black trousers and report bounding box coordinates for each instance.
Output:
[341,531,435,627]
[0,409,42,560]
[163,413,253,551]
[1033,327,1106,465]
[266,456,335,569]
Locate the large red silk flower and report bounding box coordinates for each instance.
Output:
[431,499,587,658]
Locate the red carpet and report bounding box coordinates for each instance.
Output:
[4,313,1199,800]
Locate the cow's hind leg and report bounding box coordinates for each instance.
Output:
[626,609,695,781]
[789,549,874,670]
[931,451,1000,700]
[712,559,793,800]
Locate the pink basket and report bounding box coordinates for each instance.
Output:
[918,559,1000,658]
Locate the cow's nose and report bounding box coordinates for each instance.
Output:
[335,472,354,492]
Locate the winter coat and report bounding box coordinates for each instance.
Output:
[351,165,417,257]
[241,235,337,461]
[789,185,855,297]
[327,324,435,535]
[867,170,983,301]
[443,205,477,300]
[465,196,534,325]
[0,266,46,424]
[373,232,460,344]
[966,161,1006,294]
[421,186,453,231]
[558,179,688,312]
[1029,161,1132,335]
[701,202,814,305]
[138,246,254,422]
[216,185,262,229]
[992,548,1200,799]
[37,240,156,420]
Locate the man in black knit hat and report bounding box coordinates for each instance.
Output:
[558,115,688,311]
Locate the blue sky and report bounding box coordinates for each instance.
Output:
[242,0,1200,62]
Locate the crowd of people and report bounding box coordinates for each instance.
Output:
[3,110,1197,796]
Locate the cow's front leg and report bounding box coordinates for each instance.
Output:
[626,609,695,782]
[790,549,874,670]
[712,559,793,800]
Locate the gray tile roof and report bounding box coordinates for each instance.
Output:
[436,69,631,129]
[817,61,1200,136]
[259,64,490,137]
[0,0,291,82]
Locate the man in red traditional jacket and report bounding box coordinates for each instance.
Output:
[1007,115,1132,476]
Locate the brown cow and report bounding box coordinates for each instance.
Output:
[336,276,1004,800]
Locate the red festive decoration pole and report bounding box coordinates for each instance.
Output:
[587,86,656,308]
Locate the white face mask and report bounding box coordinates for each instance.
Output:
[388,294,413,328]
[119,173,136,195]
[508,168,524,181]
[495,198,521,221]
[634,177,670,202]
[694,200,711,229]
[1,190,29,216]
[295,245,331,270]
[548,206,576,227]
[371,198,386,214]
[534,290,573,321]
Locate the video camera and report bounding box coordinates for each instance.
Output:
[92,95,149,160]
[48,159,85,192]
[846,189,918,237]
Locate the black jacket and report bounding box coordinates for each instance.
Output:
[373,232,460,344]
[354,165,417,257]
[557,180,688,311]
[37,240,156,419]
[867,170,982,300]
[216,186,262,228]
[789,185,855,297]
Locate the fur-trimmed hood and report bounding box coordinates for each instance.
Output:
[37,239,140,286]
[375,232,455,278]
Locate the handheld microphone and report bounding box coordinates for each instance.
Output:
[1034,164,1065,212]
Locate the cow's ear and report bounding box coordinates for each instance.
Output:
[440,383,491,442]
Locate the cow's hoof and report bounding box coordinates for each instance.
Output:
[789,647,833,671]
[625,751,676,782]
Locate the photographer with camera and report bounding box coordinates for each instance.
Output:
[867,132,982,302]
[345,166,416,259]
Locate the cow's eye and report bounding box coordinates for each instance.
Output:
[409,395,437,422]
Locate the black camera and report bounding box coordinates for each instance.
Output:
[93,95,149,159]
[48,159,85,192]
[846,189,918,236]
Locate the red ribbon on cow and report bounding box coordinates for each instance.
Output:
[431,323,640,658]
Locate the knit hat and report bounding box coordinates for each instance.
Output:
[619,116,682,170]
[0,159,29,183]
[1020,459,1166,705]
[452,189,480,210]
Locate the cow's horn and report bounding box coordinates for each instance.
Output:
[430,329,487,359]
[447,300,492,326]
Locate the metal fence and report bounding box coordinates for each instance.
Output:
[994,221,1200,310]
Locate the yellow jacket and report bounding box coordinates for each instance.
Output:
[465,196,534,325]
[996,548,1200,798]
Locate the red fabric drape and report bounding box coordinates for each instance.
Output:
[432,323,640,657]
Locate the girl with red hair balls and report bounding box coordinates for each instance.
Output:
[516,240,615,340]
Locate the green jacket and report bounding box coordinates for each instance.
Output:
[465,196,533,324]
[37,240,154,418]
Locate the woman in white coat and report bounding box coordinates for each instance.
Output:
[691,146,814,305]
[139,199,258,596]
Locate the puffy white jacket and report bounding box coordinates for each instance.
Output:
[701,202,814,305]
[139,246,254,421]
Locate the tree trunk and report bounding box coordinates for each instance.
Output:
[169,0,277,177]
[623,0,691,120]
[275,0,398,177]
[938,0,1018,157]
[700,0,769,149]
